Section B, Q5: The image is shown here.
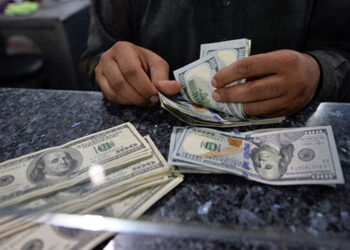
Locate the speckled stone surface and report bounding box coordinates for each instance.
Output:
[0,88,349,249]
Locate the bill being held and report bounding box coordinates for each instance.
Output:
[160,38,285,127]
[159,92,285,128]
[200,38,251,72]
[175,53,245,119]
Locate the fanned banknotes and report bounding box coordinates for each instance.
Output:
[159,93,285,128]
[0,173,183,250]
[0,122,152,208]
[159,38,284,127]
[0,123,184,249]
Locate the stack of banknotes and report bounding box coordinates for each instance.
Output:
[168,126,344,186]
[0,123,183,249]
[159,38,285,127]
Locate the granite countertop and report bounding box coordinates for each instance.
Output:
[0,88,349,249]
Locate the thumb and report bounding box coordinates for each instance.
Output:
[143,49,181,95]
[154,80,182,96]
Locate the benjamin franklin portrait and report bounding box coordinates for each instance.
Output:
[249,131,303,180]
[27,148,83,185]
[250,142,294,180]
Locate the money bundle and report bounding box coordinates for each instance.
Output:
[168,126,344,186]
[0,123,183,249]
[159,38,285,127]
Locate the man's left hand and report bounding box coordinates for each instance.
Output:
[211,49,321,117]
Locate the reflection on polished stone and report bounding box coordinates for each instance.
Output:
[307,103,350,165]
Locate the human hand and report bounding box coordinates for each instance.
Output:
[211,50,321,117]
[95,41,181,106]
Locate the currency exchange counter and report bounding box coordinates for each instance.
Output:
[0,88,349,249]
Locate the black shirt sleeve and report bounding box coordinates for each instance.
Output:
[304,0,350,102]
[82,0,350,103]
[81,0,134,83]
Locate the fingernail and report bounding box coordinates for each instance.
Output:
[211,78,217,87]
[149,95,159,103]
[212,92,220,101]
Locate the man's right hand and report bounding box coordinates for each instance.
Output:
[95,41,181,106]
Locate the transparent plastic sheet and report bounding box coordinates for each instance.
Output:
[0,208,350,250]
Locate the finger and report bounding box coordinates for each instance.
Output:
[96,72,130,105]
[154,80,182,95]
[143,49,181,95]
[114,47,158,100]
[212,75,285,103]
[102,60,126,90]
[212,52,284,88]
[242,97,287,117]
[103,64,150,106]
[143,49,170,82]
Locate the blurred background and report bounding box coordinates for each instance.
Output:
[0,0,93,90]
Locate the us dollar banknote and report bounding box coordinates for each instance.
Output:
[175,38,251,120]
[168,127,224,174]
[200,38,251,86]
[95,172,183,220]
[0,174,170,239]
[0,174,184,250]
[0,122,152,208]
[0,135,173,237]
[0,224,114,250]
[200,38,251,65]
[170,126,344,186]
[160,38,284,127]
[159,93,285,128]
[172,127,250,175]
[175,53,247,119]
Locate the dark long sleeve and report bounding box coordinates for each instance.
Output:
[81,0,134,83]
[82,0,350,102]
[305,0,350,102]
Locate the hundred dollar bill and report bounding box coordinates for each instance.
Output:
[168,127,224,174]
[0,172,183,250]
[175,38,251,120]
[244,126,344,185]
[172,127,250,175]
[159,92,285,127]
[0,122,152,208]
[172,126,344,186]
[0,173,170,239]
[0,224,114,250]
[200,38,251,65]
[95,172,183,220]
[0,136,171,235]
[159,38,284,127]
[200,38,251,85]
[175,53,247,119]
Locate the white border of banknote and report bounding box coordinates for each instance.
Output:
[168,126,344,186]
